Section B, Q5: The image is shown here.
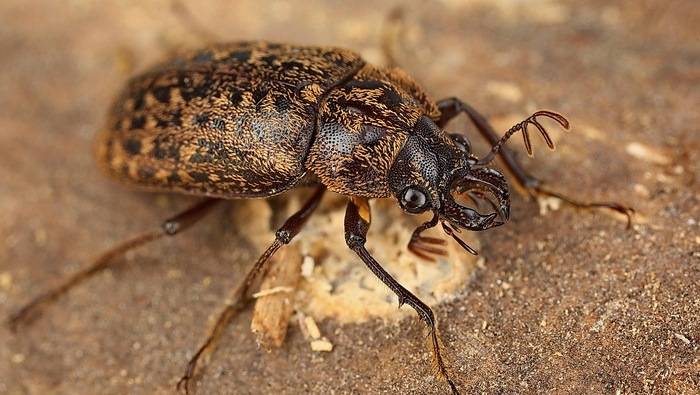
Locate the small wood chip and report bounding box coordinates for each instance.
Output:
[304,316,321,339]
[0,272,13,290]
[310,338,334,352]
[251,246,303,349]
[625,142,671,165]
[252,286,294,298]
[538,196,562,215]
[674,333,691,345]
[301,255,315,278]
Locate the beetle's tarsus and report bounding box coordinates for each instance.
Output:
[427,327,460,395]
[176,373,192,394]
[534,186,635,229]
[176,308,234,395]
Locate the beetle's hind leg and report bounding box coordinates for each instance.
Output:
[435,98,634,228]
[345,198,460,395]
[7,198,220,332]
[176,186,325,395]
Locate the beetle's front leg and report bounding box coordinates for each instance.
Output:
[436,97,634,227]
[407,211,449,261]
[344,198,459,395]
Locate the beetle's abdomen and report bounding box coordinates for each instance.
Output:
[97,42,364,198]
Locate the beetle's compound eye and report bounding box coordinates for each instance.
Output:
[449,133,471,153]
[400,187,430,213]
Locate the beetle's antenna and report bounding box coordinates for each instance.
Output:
[170,0,222,43]
[441,222,478,255]
[381,6,405,68]
[476,111,569,166]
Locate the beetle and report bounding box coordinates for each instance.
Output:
[8,42,632,394]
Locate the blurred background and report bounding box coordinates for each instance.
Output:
[1,1,698,394]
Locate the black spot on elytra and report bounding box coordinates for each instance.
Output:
[274,95,291,113]
[380,89,402,107]
[180,74,193,88]
[152,86,170,103]
[170,109,183,127]
[123,139,141,155]
[252,87,268,110]
[230,50,251,62]
[130,116,146,130]
[189,152,208,163]
[178,74,212,101]
[132,91,145,111]
[155,117,168,128]
[157,109,183,128]
[229,89,244,106]
[189,171,209,182]
[153,139,180,160]
[211,118,226,130]
[194,113,209,126]
[191,79,212,99]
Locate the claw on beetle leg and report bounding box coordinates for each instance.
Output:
[532,186,635,229]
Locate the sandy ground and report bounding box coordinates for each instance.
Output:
[1,1,698,394]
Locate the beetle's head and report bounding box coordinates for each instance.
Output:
[388,116,510,235]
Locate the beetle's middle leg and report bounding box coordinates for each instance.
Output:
[435,97,634,227]
[177,186,326,395]
[345,197,459,395]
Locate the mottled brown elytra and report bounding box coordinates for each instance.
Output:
[8,42,632,394]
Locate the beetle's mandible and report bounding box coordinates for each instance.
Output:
[8,42,632,394]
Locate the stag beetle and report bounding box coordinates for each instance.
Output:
[8,42,632,394]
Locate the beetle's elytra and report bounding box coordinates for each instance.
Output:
[9,41,632,395]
